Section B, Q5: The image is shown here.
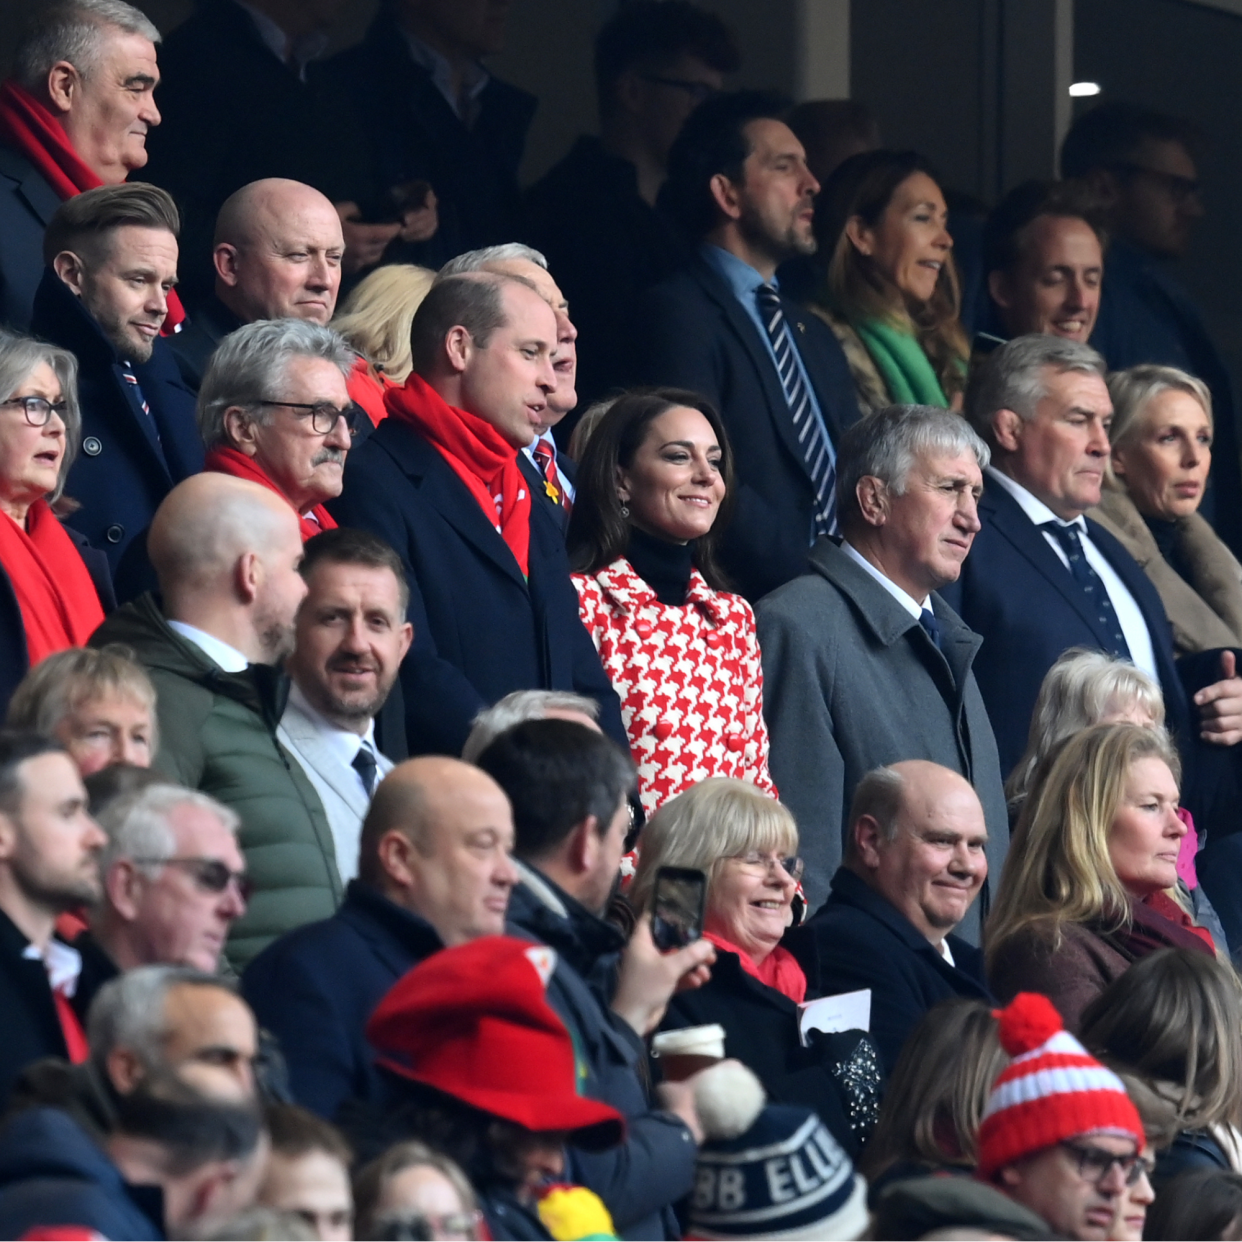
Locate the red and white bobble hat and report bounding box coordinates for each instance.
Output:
[976,992,1145,1179]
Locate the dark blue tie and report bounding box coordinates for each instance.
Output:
[352,744,378,797]
[918,608,942,651]
[1041,521,1132,658]
[755,284,837,537]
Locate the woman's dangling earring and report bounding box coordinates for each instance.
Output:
[620,504,630,518]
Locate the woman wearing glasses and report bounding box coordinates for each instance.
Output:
[0,333,110,716]
[630,779,882,1158]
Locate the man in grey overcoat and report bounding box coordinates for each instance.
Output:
[757,404,1007,942]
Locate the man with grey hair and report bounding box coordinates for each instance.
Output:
[757,404,1007,937]
[75,786,247,1020]
[0,0,162,330]
[461,688,601,763]
[92,473,339,964]
[200,318,357,540]
[440,245,580,523]
[808,760,993,1073]
[330,272,626,757]
[942,335,1242,811]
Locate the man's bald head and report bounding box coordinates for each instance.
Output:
[213,179,344,325]
[358,756,518,944]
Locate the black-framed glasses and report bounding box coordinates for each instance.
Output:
[1059,1141,1153,1187]
[1109,161,1201,204]
[258,400,359,436]
[132,856,252,901]
[731,851,805,882]
[640,74,720,104]
[1,396,68,427]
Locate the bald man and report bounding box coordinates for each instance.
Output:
[91,474,338,965]
[172,179,346,388]
[241,756,518,1118]
[808,760,995,1072]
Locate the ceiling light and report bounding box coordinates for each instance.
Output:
[1069,82,1102,97]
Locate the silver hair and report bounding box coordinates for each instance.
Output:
[836,403,990,530]
[964,334,1106,442]
[98,783,240,876]
[845,765,907,858]
[14,0,160,90]
[0,331,82,505]
[1107,363,1214,450]
[628,778,797,914]
[461,690,600,764]
[87,964,235,1072]
[438,244,549,280]
[197,318,354,450]
[1005,647,1167,813]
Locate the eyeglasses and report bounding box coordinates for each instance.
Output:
[257,400,359,436]
[1059,1141,1153,1187]
[640,74,720,104]
[1109,161,1202,205]
[369,1208,484,1240]
[132,856,252,901]
[1,396,68,427]
[730,851,805,882]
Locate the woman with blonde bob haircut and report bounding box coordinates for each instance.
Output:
[987,722,1216,1030]
[634,779,881,1156]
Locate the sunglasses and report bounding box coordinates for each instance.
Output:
[132,856,252,901]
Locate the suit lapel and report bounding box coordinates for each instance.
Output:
[280,702,368,817]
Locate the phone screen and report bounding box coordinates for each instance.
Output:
[652,866,706,952]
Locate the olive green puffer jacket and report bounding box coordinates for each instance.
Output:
[92,594,342,966]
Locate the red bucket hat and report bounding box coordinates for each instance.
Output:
[366,936,625,1152]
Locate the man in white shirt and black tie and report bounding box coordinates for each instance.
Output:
[279,528,413,882]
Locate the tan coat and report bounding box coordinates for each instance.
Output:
[1089,484,1242,654]
[811,306,892,415]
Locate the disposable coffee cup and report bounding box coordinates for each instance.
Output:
[652,1024,726,1081]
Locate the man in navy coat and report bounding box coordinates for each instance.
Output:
[631,91,861,600]
[943,335,1242,831]
[31,184,202,597]
[329,272,626,757]
[809,761,994,1074]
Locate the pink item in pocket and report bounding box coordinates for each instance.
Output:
[1176,806,1199,888]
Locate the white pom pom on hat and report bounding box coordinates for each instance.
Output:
[692,1059,767,1141]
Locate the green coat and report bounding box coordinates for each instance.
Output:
[93,594,342,965]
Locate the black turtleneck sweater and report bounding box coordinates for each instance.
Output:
[625,526,694,605]
[1144,513,1195,585]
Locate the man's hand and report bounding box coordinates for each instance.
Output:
[1195,650,1242,745]
[611,918,715,1038]
[400,187,438,244]
[335,202,402,275]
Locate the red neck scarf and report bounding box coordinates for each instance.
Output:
[205,446,339,542]
[0,499,105,664]
[0,80,186,333]
[705,931,808,1004]
[386,373,531,577]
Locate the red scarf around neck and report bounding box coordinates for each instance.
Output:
[386,373,531,577]
[0,80,186,333]
[0,499,105,664]
[705,931,808,1004]
[205,446,339,542]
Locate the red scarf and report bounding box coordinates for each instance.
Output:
[386,373,531,577]
[204,446,338,542]
[1139,890,1217,954]
[0,500,105,664]
[347,355,394,428]
[0,80,186,333]
[705,931,808,1004]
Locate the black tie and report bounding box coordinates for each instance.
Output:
[352,745,378,797]
[754,284,837,537]
[1040,521,1132,658]
[918,608,942,651]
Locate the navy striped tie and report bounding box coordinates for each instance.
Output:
[755,284,837,537]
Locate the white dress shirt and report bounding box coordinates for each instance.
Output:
[167,621,249,673]
[985,467,1159,683]
[841,540,929,618]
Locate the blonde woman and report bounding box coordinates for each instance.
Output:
[631,778,881,1156]
[1090,364,1242,655]
[986,722,1215,1030]
[332,264,436,426]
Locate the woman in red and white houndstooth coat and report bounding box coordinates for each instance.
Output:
[568,388,775,815]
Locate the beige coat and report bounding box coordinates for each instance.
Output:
[1090,483,1242,654]
[811,306,892,415]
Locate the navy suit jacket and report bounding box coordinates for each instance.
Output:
[940,478,1190,777]
[328,417,625,757]
[632,256,862,600]
[807,868,992,1074]
[0,146,59,332]
[241,881,443,1120]
[30,269,204,587]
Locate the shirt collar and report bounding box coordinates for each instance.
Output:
[235,1,329,78]
[24,938,83,996]
[985,466,1087,533]
[701,243,771,300]
[288,681,377,764]
[840,539,929,617]
[402,31,490,119]
[522,430,558,464]
[167,621,249,673]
